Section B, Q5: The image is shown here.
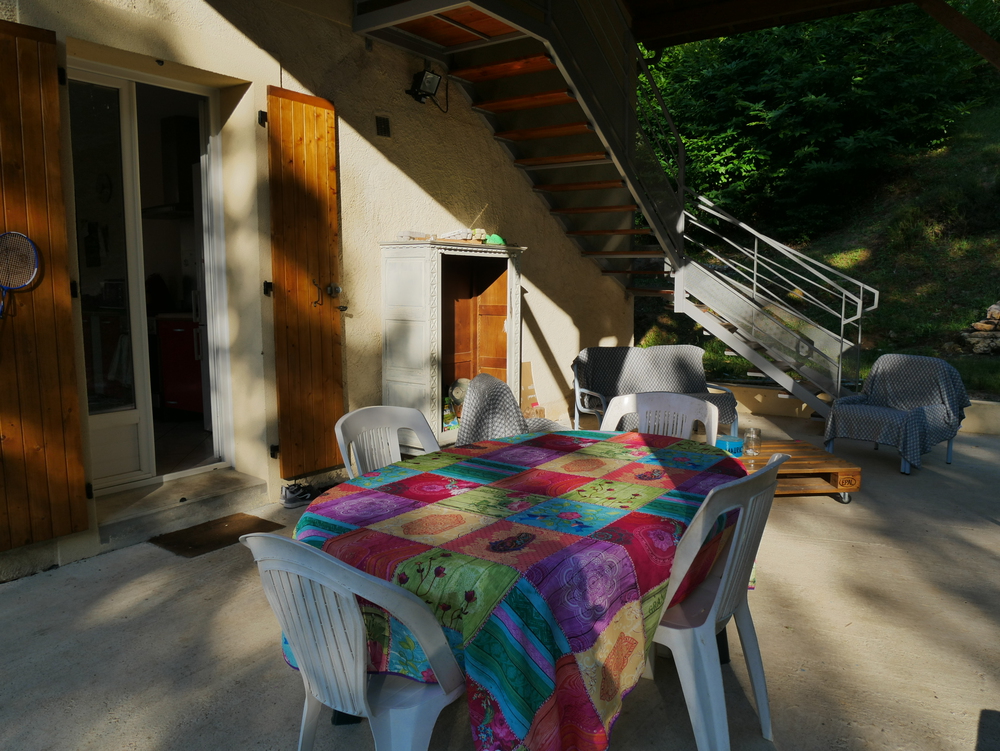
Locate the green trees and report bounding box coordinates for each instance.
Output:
[647,1,1000,238]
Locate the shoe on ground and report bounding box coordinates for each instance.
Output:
[280,483,315,509]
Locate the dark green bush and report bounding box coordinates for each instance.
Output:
[644,1,1000,239]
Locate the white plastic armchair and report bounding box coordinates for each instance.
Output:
[241,533,466,751]
[571,345,739,436]
[600,392,720,446]
[643,454,788,751]
[335,406,440,478]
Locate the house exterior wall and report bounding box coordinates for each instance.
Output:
[3,0,631,573]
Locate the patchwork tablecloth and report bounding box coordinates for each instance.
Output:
[294,430,746,751]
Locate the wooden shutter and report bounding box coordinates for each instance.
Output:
[266,86,345,479]
[0,19,87,551]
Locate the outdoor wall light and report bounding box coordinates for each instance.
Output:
[405,69,442,103]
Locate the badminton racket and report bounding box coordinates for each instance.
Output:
[0,232,40,318]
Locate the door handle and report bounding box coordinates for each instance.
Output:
[313,280,343,306]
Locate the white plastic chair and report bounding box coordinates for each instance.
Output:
[600,391,720,446]
[335,406,440,478]
[241,533,466,751]
[643,453,788,751]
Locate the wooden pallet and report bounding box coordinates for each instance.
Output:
[740,439,861,502]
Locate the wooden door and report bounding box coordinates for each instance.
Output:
[476,265,508,380]
[0,19,87,551]
[266,86,344,479]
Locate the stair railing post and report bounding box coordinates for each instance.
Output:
[673,261,685,314]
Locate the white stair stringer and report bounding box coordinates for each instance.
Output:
[678,295,832,417]
[675,261,836,416]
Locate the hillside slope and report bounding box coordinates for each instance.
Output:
[636,99,1000,394]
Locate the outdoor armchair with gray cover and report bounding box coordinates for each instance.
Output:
[456,373,567,446]
[824,354,970,474]
[572,345,739,435]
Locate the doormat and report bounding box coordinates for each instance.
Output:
[149,513,284,558]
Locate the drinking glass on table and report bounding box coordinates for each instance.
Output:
[744,428,762,456]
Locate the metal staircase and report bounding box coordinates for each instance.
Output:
[354,0,879,416]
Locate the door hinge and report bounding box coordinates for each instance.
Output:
[269,444,280,459]
[258,110,268,127]
[85,482,94,499]
[58,67,67,85]
[263,281,273,296]
[70,280,79,298]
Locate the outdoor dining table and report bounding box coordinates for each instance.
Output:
[293,429,748,751]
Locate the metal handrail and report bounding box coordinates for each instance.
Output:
[684,200,879,332]
[690,195,879,311]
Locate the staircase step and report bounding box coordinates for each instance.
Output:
[601,269,673,276]
[567,228,652,236]
[582,250,664,258]
[552,204,637,214]
[534,179,625,192]
[97,469,267,551]
[628,288,675,297]
[474,89,576,113]
[451,53,556,83]
[515,152,609,168]
[495,121,593,141]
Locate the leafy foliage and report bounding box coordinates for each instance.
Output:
[644,1,1000,238]
[803,99,1000,353]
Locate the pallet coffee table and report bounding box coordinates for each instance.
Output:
[740,439,861,503]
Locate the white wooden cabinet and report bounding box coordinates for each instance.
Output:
[381,241,523,447]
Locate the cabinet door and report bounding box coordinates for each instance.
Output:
[476,267,508,380]
[382,248,435,432]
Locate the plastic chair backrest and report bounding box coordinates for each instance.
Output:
[335,406,440,478]
[601,392,720,445]
[660,454,788,626]
[456,373,529,445]
[241,533,464,717]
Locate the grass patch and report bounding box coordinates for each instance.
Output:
[803,99,1000,353]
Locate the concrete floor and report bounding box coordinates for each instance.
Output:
[2,414,999,751]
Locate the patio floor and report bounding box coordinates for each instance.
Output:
[2,413,998,751]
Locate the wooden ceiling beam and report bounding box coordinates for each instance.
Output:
[915,0,1000,72]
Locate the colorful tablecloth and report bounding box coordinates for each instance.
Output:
[294,430,746,751]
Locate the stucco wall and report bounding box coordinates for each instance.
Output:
[0,1,16,22]
[19,0,632,500]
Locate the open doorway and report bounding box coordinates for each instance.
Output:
[135,83,216,476]
[69,70,224,489]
